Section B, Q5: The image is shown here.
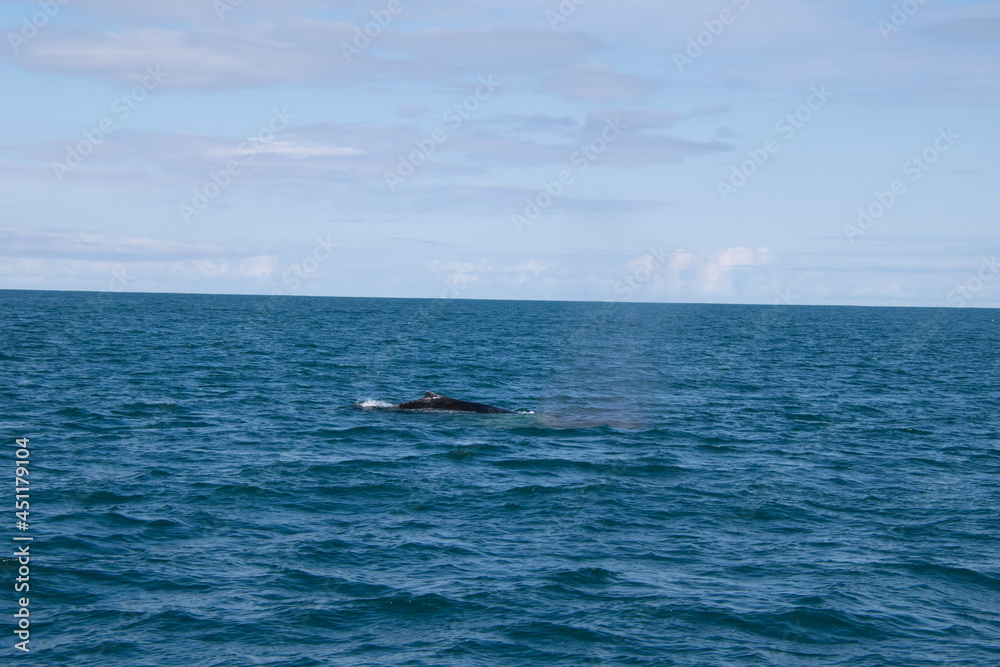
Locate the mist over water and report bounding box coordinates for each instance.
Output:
[2,291,998,666]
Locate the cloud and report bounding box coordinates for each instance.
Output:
[5,21,602,90]
[581,108,682,132]
[384,184,667,215]
[0,228,252,260]
[178,256,277,278]
[7,24,343,88]
[539,62,661,101]
[694,246,771,295]
[4,0,997,104]
[504,259,549,274]
[429,258,493,274]
[428,257,493,297]
[204,141,364,160]
[485,113,579,133]
[0,228,278,291]
[388,27,602,69]
[236,255,278,278]
[501,259,551,285]
[646,246,771,297]
[0,106,728,205]
[3,0,331,23]
[852,282,910,299]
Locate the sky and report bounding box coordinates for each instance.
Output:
[0,0,998,307]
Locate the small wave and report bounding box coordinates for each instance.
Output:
[351,591,486,618]
[546,567,622,586]
[356,399,396,409]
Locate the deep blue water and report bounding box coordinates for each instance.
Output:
[2,290,999,666]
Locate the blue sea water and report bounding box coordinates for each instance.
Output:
[1,290,999,666]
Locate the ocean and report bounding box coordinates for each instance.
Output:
[1,290,999,666]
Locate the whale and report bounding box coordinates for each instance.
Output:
[395,392,515,414]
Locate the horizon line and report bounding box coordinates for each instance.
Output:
[2,287,997,311]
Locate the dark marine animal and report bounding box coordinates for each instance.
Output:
[395,392,514,414]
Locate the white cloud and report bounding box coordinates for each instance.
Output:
[428,257,494,297]
[502,259,551,285]
[644,246,771,298]
[504,259,549,275]
[0,228,278,289]
[205,141,363,159]
[852,282,910,299]
[429,258,493,274]
[236,255,278,278]
[694,246,770,295]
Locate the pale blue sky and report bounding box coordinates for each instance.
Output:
[1,0,998,306]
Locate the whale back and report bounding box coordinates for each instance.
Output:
[396,392,513,414]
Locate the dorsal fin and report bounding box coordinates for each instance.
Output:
[425,391,442,398]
